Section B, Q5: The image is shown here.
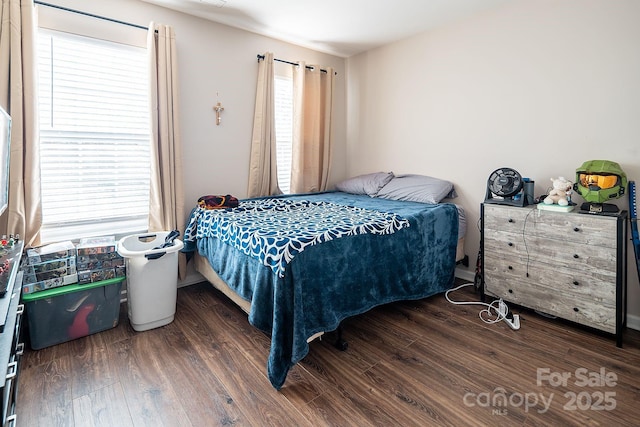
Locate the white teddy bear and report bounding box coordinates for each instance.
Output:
[544,177,573,206]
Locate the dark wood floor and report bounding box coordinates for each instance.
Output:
[16,279,640,426]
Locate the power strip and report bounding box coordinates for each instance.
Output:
[505,314,521,330]
[445,283,522,331]
[499,299,521,330]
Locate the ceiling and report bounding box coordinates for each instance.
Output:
[141,0,515,57]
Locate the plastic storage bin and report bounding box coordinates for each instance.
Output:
[22,277,124,350]
[76,235,126,284]
[22,240,78,294]
[117,231,183,332]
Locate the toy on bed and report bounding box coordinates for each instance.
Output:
[544,177,573,206]
[197,194,239,210]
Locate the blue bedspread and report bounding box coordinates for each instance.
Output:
[185,198,410,277]
[184,191,459,389]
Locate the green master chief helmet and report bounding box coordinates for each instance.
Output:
[574,160,627,204]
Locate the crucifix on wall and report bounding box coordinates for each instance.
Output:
[213,101,224,125]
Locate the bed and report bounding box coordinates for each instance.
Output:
[183,173,465,389]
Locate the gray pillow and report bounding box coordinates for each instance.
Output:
[335,172,395,197]
[376,174,457,204]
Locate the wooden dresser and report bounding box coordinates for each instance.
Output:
[481,203,627,346]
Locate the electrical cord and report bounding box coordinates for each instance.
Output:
[445,282,520,329]
[522,208,535,277]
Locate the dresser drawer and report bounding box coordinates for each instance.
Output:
[482,205,533,234]
[483,229,617,272]
[483,204,618,248]
[484,256,615,304]
[485,278,616,333]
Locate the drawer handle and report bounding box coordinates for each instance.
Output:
[508,266,513,270]
[573,254,579,259]
[508,242,513,247]
[508,218,514,223]
[508,289,513,294]
[572,281,580,286]
[573,227,580,232]
[6,361,17,380]
[573,307,580,312]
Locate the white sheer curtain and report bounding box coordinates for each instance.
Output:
[247,52,280,197]
[290,62,335,194]
[0,0,41,246]
[147,22,186,278]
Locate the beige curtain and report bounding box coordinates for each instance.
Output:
[290,62,335,194]
[247,52,280,197]
[147,22,186,278]
[0,0,41,246]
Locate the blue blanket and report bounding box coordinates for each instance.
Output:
[185,198,410,277]
[184,191,459,389]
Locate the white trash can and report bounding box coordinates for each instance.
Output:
[117,231,183,332]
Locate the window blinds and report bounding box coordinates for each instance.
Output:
[38,30,151,242]
[274,75,293,194]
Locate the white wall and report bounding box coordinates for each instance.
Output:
[41,0,347,283]
[346,0,640,327]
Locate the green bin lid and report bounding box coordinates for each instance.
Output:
[22,276,126,302]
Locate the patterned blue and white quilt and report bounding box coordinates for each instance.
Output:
[185,198,410,277]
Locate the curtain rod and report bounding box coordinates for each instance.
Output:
[34,1,149,31]
[257,54,337,75]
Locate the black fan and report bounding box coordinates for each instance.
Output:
[485,168,525,207]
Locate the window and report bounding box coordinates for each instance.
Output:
[37,29,150,243]
[274,75,293,194]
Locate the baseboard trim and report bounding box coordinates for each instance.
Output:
[178,270,206,288]
[626,313,640,332]
[455,267,475,283]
